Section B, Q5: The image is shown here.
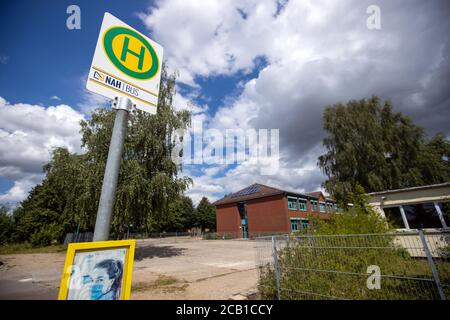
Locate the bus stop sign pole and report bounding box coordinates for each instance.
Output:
[93,96,132,241]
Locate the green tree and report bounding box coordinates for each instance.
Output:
[196,197,216,231]
[158,195,195,232]
[12,182,67,244]
[318,96,450,204]
[308,184,391,235]
[11,66,192,242]
[179,196,197,230]
[0,206,14,244]
[418,133,450,184]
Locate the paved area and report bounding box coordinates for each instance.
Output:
[0,280,57,300]
[0,238,259,300]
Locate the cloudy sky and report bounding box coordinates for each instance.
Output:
[0,0,449,206]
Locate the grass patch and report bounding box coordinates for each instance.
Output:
[258,238,450,300]
[133,275,187,293]
[154,275,178,286]
[0,243,66,255]
[202,233,234,240]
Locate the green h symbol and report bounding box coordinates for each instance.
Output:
[120,36,146,70]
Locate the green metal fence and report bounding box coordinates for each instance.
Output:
[256,230,449,300]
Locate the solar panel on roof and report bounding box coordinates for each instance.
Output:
[230,185,262,198]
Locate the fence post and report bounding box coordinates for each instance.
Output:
[271,236,281,300]
[418,230,446,300]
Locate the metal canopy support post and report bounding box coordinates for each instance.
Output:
[434,202,448,229]
[399,205,410,230]
[93,97,132,242]
[418,230,446,300]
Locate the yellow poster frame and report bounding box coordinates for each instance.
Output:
[58,240,135,300]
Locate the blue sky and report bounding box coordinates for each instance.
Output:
[0,1,152,194]
[1,0,449,206]
[0,1,155,108]
[0,0,249,199]
[0,0,267,120]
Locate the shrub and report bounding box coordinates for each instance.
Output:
[257,186,448,300]
[257,234,444,300]
[0,207,14,244]
[202,232,234,240]
[307,185,392,235]
[30,223,63,247]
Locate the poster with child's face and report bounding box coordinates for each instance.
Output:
[67,248,126,300]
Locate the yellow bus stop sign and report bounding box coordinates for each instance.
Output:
[86,12,164,114]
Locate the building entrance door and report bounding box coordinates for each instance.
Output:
[242,222,248,239]
[238,203,248,239]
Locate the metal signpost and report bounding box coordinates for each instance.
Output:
[86,13,163,241]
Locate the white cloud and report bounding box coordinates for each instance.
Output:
[3,0,449,208]
[50,95,61,101]
[0,175,43,205]
[0,97,85,206]
[140,0,276,85]
[78,90,109,116]
[77,73,110,115]
[183,148,325,205]
[173,87,208,114]
[0,91,204,206]
[141,0,450,202]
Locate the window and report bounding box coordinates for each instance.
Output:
[290,219,299,232]
[326,202,334,212]
[288,197,297,210]
[403,203,443,229]
[319,202,326,213]
[238,203,247,219]
[298,199,307,211]
[301,219,309,231]
[383,207,405,229]
[311,200,318,211]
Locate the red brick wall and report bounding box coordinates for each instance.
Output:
[216,193,332,238]
[216,203,241,236]
[287,197,330,220]
[216,195,289,237]
[246,195,288,235]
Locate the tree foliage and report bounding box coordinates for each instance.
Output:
[319,96,450,204]
[0,206,14,244]
[9,67,195,243]
[159,195,196,232]
[257,187,448,300]
[196,197,216,231]
[308,184,391,235]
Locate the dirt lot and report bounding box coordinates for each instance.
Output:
[0,238,259,300]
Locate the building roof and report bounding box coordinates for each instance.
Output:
[213,183,284,206]
[306,191,323,199]
[213,183,335,206]
[366,182,450,196]
[306,191,335,202]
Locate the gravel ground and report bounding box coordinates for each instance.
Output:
[0,238,259,300]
